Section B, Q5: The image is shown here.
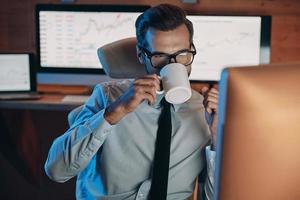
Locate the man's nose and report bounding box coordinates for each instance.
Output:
[169,57,176,63]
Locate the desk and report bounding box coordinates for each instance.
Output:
[0,94,85,200]
[0,94,83,111]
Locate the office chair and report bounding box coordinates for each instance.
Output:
[67,37,198,200]
[97,37,146,79]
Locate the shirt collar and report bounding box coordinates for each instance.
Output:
[151,93,182,112]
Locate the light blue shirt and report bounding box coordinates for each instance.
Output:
[44,80,215,200]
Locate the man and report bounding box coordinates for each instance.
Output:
[45,4,218,200]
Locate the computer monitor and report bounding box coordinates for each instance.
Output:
[0,54,32,92]
[35,5,270,85]
[215,63,300,200]
[35,4,149,75]
[187,15,271,82]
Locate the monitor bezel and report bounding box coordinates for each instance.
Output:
[35,4,150,74]
[186,14,271,84]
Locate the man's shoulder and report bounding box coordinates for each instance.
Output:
[189,89,204,103]
[94,79,132,100]
[175,89,205,112]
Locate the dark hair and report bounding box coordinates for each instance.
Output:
[135,4,194,48]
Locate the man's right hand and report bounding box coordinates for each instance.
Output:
[104,74,161,125]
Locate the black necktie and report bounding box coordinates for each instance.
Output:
[148,98,172,200]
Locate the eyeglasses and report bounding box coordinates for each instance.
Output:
[139,43,196,69]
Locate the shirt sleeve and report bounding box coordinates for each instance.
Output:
[44,84,115,183]
[204,145,216,200]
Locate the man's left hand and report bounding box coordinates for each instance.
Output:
[201,86,219,150]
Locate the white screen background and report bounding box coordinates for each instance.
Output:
[39,12,262,81]
[0,54,30,91]
[187,16,261,81]
[39,11,141,69]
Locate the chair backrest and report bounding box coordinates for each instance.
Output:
[68,38,146,126]
[97,37,146,79]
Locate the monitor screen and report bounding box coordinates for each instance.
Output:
[187,15,271,81]
[36,5,271,83]
[36,4,149,74]
[0,54,31,92]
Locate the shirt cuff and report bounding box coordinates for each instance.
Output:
[206,145,216,158]
[204,145,216,200]
[205,145,216,182]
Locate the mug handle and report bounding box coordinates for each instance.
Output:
[156,75,164,94]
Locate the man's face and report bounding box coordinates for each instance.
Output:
[138,24,192,75]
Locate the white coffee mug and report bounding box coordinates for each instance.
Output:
[157,63,192,104]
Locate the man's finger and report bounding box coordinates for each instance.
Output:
[207,92,218,99]
[134,79,160,92]
[206,106,213,114]
[142,92,155,105]
[207,96,218,104]
[200,86,209,96]
[209,88,219,94]
[207,102,218,110]
[134,78,159,87]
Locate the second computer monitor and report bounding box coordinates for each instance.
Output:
[215,63,300,200]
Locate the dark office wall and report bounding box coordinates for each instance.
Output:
[0,0,300,63]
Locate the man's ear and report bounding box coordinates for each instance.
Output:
[136,45,144,65]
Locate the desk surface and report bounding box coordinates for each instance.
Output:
[0,84,92,111]
[0,94,84,111]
